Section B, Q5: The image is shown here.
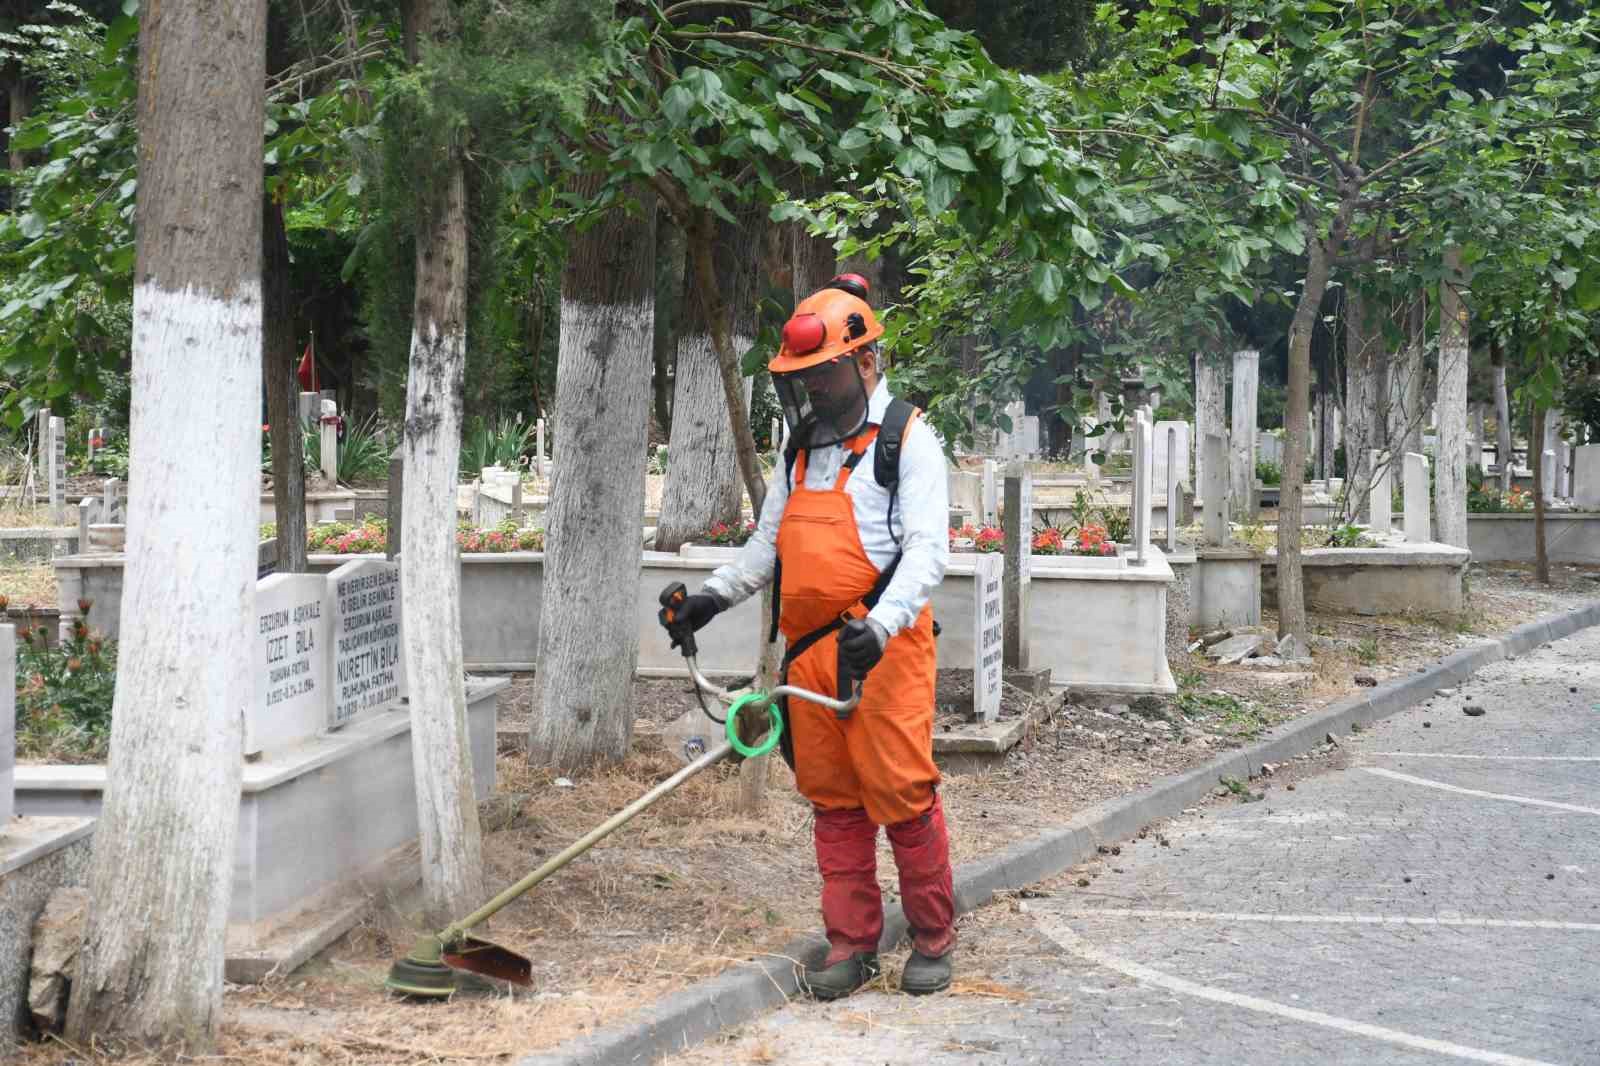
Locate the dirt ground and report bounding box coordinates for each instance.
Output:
[15,562,1600,1065]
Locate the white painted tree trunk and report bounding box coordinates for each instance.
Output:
[655,331,752,552]
[401,161,485,929]
[534,186,655,768]
[65,0,265,1050]
[1435,247,1470,548]
[1494,365,1514,492]
[1344,288,1375,519]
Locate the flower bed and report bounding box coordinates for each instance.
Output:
[10,595,116,762]
[947,522,1112,556]
[300,518,546,555]
[698,520,757,547]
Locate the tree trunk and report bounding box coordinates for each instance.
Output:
[64,1,266,1051]
[264,199,308,572]
[1493,341,1513,493]
[656,210,756,552]
[402,159,485,927]
[687,210,766,516]
[1435,246,1470,548]
[651,209,685,439]
[1392,299,1426,458]
[6,73,28,173]
[1279,220,1345,642]
[791,214,837,299]
[1344,286,1374,519]
[533,183,656,768]
[1532,404,1549,585]
[398,0,484,929]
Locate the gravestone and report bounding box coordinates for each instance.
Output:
[1130,409,1153,564]
[328,558,406,728]
[34,408,50,489]
[77,497,95,554]
[1230,349,1260,517]
[1541,449,1556,504]
[319,399,339,485]
[1002,463,1032,670]
[246,573,329,757]
[386,447,403,561]
[1202,432,1230,546]
[948,471,982,529]
[973,553,1003,723]
[0,624,13,829]
[1328,477,1345,503]
[1557,440,1572,498]
[1164,424,1182,550]
[980,460,999,526]
[48,416,66,524]
[1573,445,1600,509]
[1404,453,1431,543]
[536,418,547,478]
[1367,450,1392,535]
[1194,355,1226,497]
[298,391,319,426]
[1152,420,1191,496]
[101,478,120,525]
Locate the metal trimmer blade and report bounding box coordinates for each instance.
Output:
[442,936,534,987]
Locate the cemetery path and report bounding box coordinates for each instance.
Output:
[662,622,1600,1066]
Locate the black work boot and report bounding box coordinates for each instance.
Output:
[900,950,952,995]
[800,952,880,1001]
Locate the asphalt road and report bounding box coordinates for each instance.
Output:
[668,626,1600,1066]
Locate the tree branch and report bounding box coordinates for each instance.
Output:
[667,29,922,88]
[1363,136,1449,184]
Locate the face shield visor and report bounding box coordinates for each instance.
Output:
[773,350,872,450]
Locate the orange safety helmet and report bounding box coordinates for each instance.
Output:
[769,275,885,375]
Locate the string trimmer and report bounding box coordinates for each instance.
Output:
[385,582,860,998]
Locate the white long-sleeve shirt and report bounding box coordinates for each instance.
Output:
[703,378,950,637]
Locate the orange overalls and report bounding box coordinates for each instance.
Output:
[778,425,955,964]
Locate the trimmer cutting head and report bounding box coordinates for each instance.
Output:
[386,933,534,1000]
[385,936,457,999]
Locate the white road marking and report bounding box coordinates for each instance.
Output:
[1370,752,1600,762]
[1361,766,1600,815]
[1061,908,1600,933]
[1035,917,1562,1066]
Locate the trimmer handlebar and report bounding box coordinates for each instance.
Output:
[683,656,861,716]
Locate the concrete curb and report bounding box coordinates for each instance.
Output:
[515,600,1600,1066]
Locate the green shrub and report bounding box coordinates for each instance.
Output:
[13,597,117,763]
[1255,458,1282,486]
[460,416,536,478]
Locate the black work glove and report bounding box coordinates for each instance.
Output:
[839,618,890,676]
[658,590,725,651]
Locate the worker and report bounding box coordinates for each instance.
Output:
[657,275,953,999]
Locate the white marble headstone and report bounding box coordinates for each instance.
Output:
[1573,445,1600,509]
[48,415,66,523]
[246,573,331,756]
[328,558,406,728]
[981,460,999,526]
[1404,453,1431,543]
[1152,420,1192,492]
[0,624,13,830]
[973,553,1003,724]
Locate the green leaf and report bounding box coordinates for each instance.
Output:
[838,128,871,153]
[662,84,694,125]
[105,14,139,56]
[122,0,139,13]
[1031,262,1063,304]
[1070,225,1100,256]
[926,171,959,216]
[936,144,976,173]
[1574,268,1600,312]
[18,214,46,240]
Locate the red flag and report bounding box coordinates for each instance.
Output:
[295,337,317,392]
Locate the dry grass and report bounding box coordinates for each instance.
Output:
[0,560,58,608]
